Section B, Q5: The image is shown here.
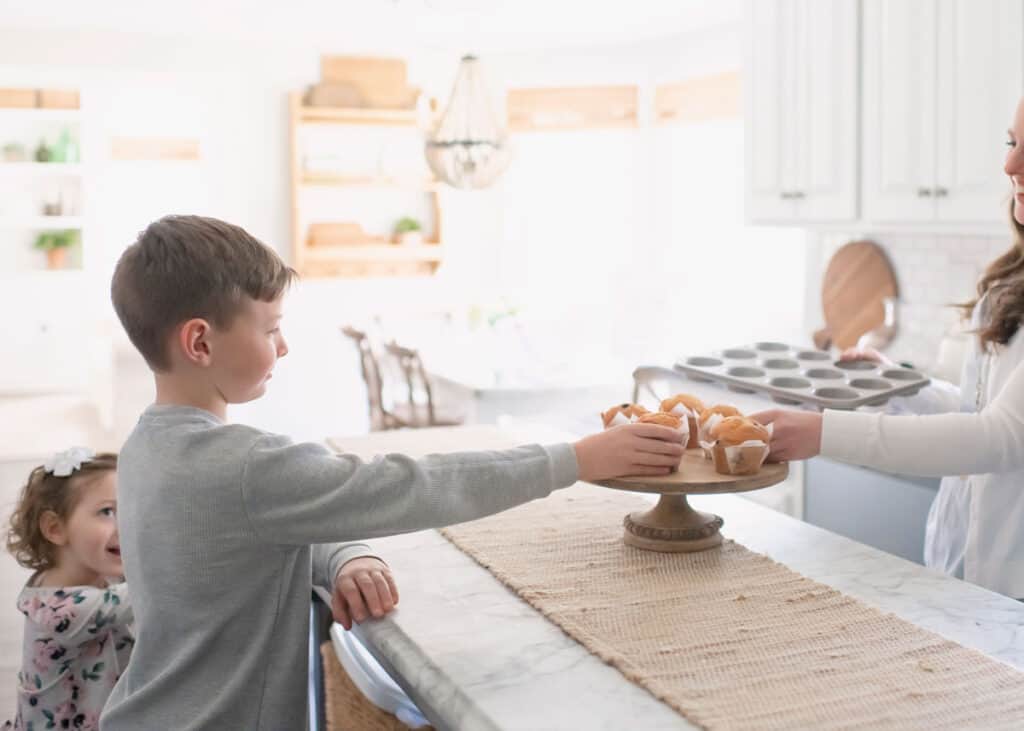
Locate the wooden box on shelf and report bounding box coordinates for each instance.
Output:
[0,88,37,109]
[307,222,386,247]
[320,56,411,108]
[38,89,80,110]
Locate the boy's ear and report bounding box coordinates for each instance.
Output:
[39,510,67,547]
[178,318,214,366]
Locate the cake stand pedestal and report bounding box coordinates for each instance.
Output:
[592,450,788,553]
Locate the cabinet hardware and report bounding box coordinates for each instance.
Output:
[917,187,933,197]
[934,187,948,197]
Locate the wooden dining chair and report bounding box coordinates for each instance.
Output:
[340,325,404,431]
[383,341,465,428]
[631,365,691,405]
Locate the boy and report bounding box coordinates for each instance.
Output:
[102,215,684,730]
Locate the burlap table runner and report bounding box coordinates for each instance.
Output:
[441,488,1024,730]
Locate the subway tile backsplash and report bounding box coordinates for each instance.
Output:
[812,232,1013,372]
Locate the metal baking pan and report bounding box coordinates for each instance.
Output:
[674,342,930,410]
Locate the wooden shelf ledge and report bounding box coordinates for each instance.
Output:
[303,243,444,263]
[300,173,438,190]
[298,105,419,126]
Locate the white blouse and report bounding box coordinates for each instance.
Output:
[820,291,1024,598]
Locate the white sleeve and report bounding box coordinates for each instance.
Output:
[821,359,1024,477]
[886,378,961,415]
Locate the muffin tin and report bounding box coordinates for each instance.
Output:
[674,342,930,410]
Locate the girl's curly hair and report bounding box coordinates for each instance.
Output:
[6,452,118,572]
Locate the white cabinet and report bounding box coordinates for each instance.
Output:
[745,0,859,223]
[863,0,1023,224]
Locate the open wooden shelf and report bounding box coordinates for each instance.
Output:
[289,89,443,279]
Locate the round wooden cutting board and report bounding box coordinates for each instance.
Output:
[817,240,898,350]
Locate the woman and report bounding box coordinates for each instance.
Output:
[753,97,1024,600]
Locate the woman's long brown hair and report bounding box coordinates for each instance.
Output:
[959,198,1024,350]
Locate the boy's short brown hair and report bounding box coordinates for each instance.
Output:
[111,215,296,370]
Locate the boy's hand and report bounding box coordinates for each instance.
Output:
[749,409,823,462]
[331,557,399,631]
[574,423,686,482]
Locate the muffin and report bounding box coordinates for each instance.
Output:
[637,411,688,471]
[698,404,743,444]
[601,403,650,429]
[660,394,706,449]
[637,410,684,430]
[707,416,771,476]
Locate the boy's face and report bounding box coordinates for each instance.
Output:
[210,296,289,404]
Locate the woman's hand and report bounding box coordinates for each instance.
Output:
[574,423,686,481]
[749,409,824,462]
[838,346,894,366]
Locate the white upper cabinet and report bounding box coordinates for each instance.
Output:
[745,0,859,223]
[863,0,1023,224]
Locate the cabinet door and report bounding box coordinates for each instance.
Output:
[805,457,941,565]
[862,0,939,222]
[935,0,1024,224]
[795,0,859,221]
[745,0,800,221]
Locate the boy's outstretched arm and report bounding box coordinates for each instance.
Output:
[240,423,685,547]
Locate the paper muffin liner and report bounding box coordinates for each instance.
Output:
[666,403,701,449]
[700,423,773,476]
[604,411,633,428]
[705,440,769,476]
[698,412,725,449]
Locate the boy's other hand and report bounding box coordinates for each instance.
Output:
[574,423,686,482]
[749,409,823,462]
[332,557,399,630]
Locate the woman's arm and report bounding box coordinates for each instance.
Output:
[759,358,1024,477]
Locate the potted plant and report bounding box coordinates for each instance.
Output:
[392,216,423,246]
[33,229,78,269]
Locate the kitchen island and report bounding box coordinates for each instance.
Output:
[327,425,1024,731]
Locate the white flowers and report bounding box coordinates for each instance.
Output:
[44,446,95,477]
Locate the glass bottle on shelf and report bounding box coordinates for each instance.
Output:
[57,128,80,163]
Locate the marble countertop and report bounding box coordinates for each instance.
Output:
[331,426,1024,731]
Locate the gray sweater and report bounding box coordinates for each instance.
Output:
[101,405,578,730]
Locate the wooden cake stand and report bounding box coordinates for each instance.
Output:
[593,450,788,553]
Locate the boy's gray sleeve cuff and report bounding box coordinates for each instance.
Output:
[324,543,385,589]
[543,442,579,490]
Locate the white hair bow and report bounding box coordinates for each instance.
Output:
[44,447,95,477]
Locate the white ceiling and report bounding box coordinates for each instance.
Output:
[0,0,741,53]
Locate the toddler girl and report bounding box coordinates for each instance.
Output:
[4,448,132,730]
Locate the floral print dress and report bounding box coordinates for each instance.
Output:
[5,580,133,731]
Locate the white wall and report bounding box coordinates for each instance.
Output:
[0,21,808,446]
